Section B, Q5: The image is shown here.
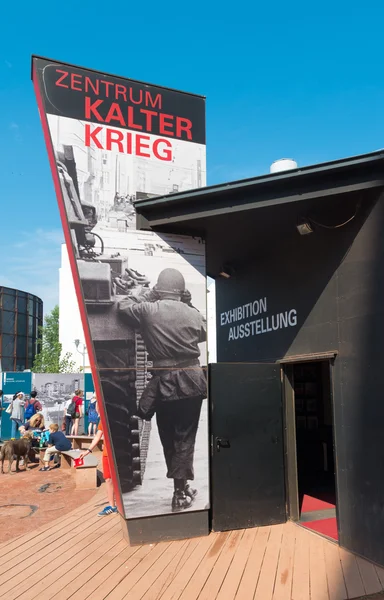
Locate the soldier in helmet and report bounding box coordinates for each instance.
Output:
[118,268,207,511]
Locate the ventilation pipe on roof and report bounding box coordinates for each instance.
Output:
[270,158,298,173]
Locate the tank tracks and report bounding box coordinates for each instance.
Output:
[132,333,152,484]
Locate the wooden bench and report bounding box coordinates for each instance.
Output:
[60,450,99,490]
[67,435,103,451]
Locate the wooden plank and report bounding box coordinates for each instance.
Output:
[338,547,365,600]
[235,527,269,600]
[323,541,347,600]
[0,519,120,600]
[179,532,229,600]
[105,542,174,600]
[0,500,104,574]
[70,544,152,600]
[140,539,198,600]
[309,533,329,600]
[198,530,244,600]
[356,555,382,596]
[86,544,167,600]
[254,524,284,600]
[374,565,384,590]
[0,490,106,560]
[123,540,188,599]
[159,534,219,600]
[39,532,124,600]
[0,509,88,571]
[0,509,103,587]
[53,538,129,600]
[216,528,257,600]
[166,537,201,579]
[291,525,310,600]
[0,487,107,556]
[273,523,296,600]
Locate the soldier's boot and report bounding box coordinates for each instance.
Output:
[172,490,192,511]
[184,484,198,502]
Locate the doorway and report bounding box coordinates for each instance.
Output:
[284,359,338,541]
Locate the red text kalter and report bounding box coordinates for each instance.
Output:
[85,124,173,161]
[85,97,193,141]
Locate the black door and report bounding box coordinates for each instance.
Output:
[210,362,286,531]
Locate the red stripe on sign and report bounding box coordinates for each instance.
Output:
[32,60,124,516]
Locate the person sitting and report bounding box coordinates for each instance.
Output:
[39,424,71,472]
[23,413,45,433]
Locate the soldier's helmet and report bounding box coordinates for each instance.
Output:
[155,268,185,295]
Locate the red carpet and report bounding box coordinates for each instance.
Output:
[301,518,338,541]
[301,494,336,513]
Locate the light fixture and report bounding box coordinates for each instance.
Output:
[219,264,235,278]
[296,220,313,235]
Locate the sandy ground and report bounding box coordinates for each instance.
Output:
[0,456,100,544]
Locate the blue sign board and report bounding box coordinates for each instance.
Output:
[1,372,33,439]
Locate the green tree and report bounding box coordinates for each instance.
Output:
[33,305,77,373]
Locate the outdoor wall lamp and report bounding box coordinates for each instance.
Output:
[297,200,360,236]
[296,219,314,235]
[219,264,236,278]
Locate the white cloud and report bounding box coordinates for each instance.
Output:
[0,275,17,288]
[9,121,22,142]
[35,228,65,245]
[0,228,64,314]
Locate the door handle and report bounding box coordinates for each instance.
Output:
[216,437,230,452]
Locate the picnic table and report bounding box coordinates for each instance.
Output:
[67,435,103,451]
[61,450,99,490]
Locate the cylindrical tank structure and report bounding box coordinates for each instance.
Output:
[0,286,43,371]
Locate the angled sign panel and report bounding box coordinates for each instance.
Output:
[32,57,208,519]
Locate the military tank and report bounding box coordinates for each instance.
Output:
[57,145,150,493]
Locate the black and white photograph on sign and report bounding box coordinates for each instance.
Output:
[45,115,209,519]
[32,373,84,428]
[47,115,206,234]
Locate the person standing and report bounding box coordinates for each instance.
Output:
[10,392,26,439]
[64,393,75,435]
[80,422,117,516]
[118,268,207,511]
[87,396,99,436]
[70,390,83,436]
[24,391,42,422]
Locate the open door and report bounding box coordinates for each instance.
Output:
[210,363,286,532]
[284,360,338,542]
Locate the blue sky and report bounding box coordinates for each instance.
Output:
[1,1,384,312]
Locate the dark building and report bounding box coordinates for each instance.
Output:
[135,151,384,567]
[0,286,43,371]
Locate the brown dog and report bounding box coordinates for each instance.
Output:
[0,433,33,474]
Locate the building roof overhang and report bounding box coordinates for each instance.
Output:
[135,151,384,229]
[134,150,384,277]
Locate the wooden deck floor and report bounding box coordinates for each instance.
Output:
[0,484,383,600]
